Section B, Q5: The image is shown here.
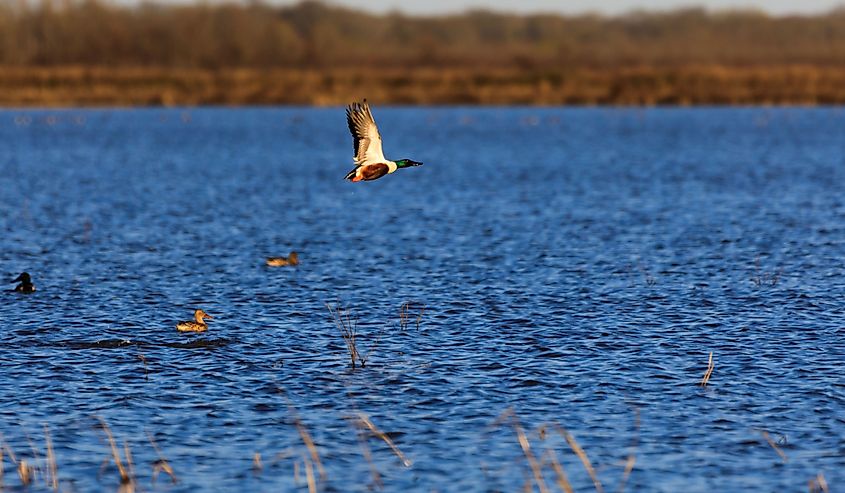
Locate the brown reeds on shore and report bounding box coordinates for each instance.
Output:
[4,1,845,105]
[3,65,845,106]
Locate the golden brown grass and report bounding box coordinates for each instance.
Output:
[97,417,133,486]
[0,414,835,492]
[616,411,640,493]
[504,410,551,493]
[502,410,645,493]
[294,417,327,482]
[147,431,178,484]
[354,424,384,490]
[760,431,788,463]
[556,426,604,493]
[0,429,62,490]
[44,426,58,490]
[353,413,413,468]
[700,352,715,387]
[809,473,830,493]
[544,449,574,493]
[3,65,845,106]
[399,301,426,331]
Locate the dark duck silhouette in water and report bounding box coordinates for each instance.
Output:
[11,272,35,293]
[176,309,214,333]
[344,100,422,182]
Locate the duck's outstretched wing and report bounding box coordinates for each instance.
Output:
[346,100,385,165]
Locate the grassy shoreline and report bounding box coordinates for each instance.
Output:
[2,66,845,107]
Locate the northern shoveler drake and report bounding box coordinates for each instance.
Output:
[176,309,213,333]
[11,272,35,293]
[266,251,298,267]
[344,100,422,182]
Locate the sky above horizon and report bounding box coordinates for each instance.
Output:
[291,0,844,15]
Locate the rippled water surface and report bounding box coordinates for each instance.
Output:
[1,107,844,492]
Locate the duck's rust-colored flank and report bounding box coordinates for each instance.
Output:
[362,163,390,181]
[266,251,298,267]
[352,163,389,182]
[176,309,214,333]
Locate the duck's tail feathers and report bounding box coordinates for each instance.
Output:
[344,167,358,181]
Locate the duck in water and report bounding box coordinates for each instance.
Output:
[344,100,422,182]
[11,272,35,293]
[266,251,298,267]
[176,309,214,333]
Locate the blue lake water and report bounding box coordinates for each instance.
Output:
[1,107,844,492]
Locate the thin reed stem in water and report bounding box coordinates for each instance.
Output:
[616,409,640,493]
[252,453,263,473]
[507,412,549,493]
[760,430,787,463]
[553,425,604,493]
[137,353,150,381]
[700,352,715,387]
[809,472,829,493]
[304,455,317,493]
[327,302,361,369]
[544,449,574,493]
[354,413,412,467]
[97,417,132,485]
[355,424,384,490]
[285,403,327,482]
[147,431,178,484]
[45,425,58,490]
[3,441,34,486]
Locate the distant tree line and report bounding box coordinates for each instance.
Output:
[3,0,845,69]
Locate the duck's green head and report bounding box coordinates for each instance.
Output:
[396,159,423,169]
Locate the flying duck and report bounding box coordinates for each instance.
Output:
[344,100,422,182]
[11,272,35,293]
[266,251,298,267]
[176,309,214,333]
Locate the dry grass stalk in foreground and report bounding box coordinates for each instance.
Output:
[147,431,178,484]
[543,449,574,493]
[502,410,550,493]
[97,418,134,485]
[759,431,788,463]
[303,454,317,493]
[353,413,413,468]
[2,440,36,486]
[354,424,384,490]
[554,425,605,493]
[700,352,715,387]
[615,411,640,493]
[293,417,327,483]
[44,425,58,490]
[809,473,829,493]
